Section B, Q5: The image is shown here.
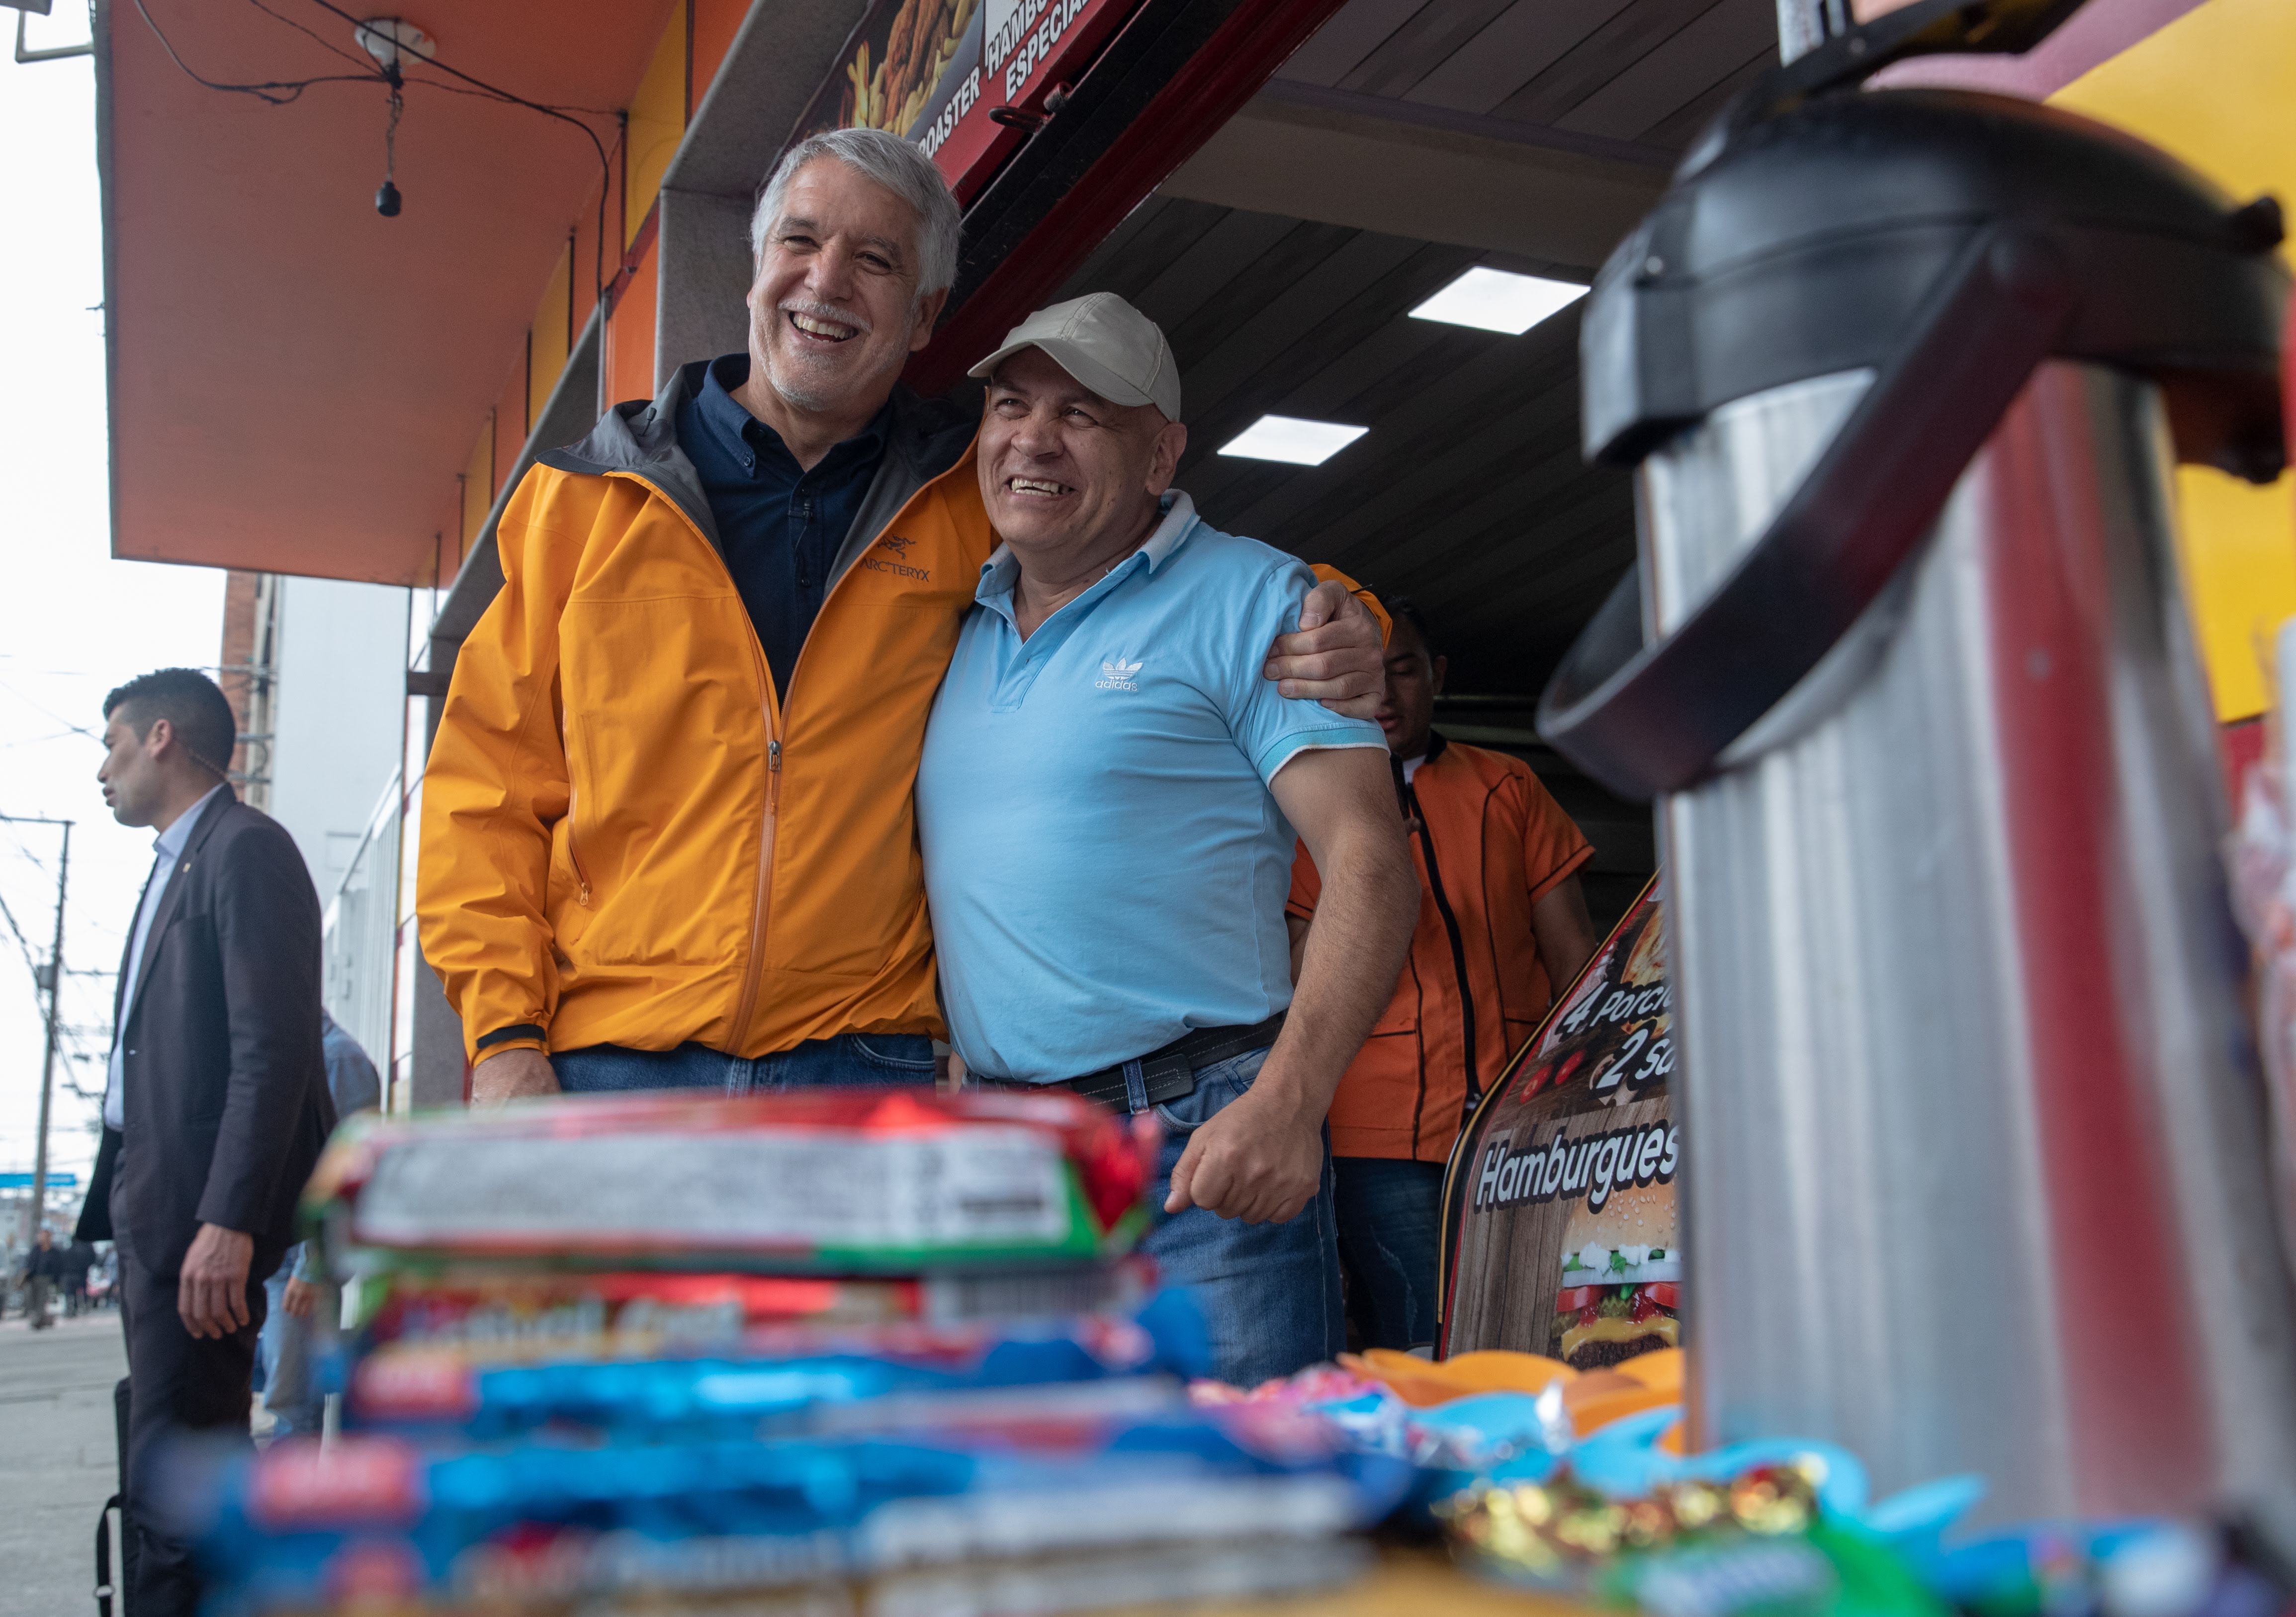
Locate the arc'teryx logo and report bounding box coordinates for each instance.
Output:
[861,533,930,582]
[1095,657,1144,691]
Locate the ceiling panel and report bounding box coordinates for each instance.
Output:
[1553,0,1780,139]
[1399,0,1636,115]
[1057,196,1635,696]
[1493,0,1739,125]
[1042,0,1782,690]
[1276,0,1774,149]
[1335,0,1523,98]
[1272,0,1435,87]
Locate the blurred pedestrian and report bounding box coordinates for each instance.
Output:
[63,1237,96,1316]
[73,668,334,1617]
[23,1229,61,1329]
[256,1009,380,1437]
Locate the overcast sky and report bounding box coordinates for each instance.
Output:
[1,15,229,1205]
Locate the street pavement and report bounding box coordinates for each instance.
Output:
[0,1307,125,1617]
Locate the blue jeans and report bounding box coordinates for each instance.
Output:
[1140,1048,1344,1388]
[257,1245,323,1437]
[1332,1157,1447,1352]
[553,1034,937,1093]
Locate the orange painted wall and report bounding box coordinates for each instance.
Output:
[606,237,661,409]
[463,0,748,527]
[492,359,528,502]
[693,0,747,108]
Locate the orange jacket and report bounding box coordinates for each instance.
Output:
[1289,735,1592,1162]
[421,367,1383,1067]
[420,374,990,1064]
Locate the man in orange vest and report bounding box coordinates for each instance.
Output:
[1288,598,1598,1349]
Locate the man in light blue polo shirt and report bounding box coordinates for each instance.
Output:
[916,293,1420,1384]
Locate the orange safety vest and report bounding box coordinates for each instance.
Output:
[1289,734,1592,1161]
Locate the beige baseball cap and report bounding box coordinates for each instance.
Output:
[968,291,1182,422]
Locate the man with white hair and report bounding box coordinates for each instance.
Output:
[421,128,1387,1099]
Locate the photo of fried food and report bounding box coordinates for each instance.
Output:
[837,0,981,136]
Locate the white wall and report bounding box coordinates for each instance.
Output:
[268,577,408,903]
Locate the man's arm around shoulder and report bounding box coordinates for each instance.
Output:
[1165,747,1416,1224]
[1264,574,1388,719]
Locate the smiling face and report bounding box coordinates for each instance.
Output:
[1376,612,1444,760]
[746,157,947,419]
[978,347,1187,568]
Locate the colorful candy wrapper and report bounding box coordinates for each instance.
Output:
[176,1411,1412,1616]
[346,1290,1211,1439]
[302,1089,1158,1277]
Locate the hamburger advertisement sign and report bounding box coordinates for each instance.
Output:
[1440,879,1679,1367]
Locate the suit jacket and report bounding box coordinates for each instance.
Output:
[74,794,336,1278]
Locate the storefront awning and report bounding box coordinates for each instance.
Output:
[97,0,675,585]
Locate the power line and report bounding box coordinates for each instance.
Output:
[129,0,372,105]
[0,888,42,992]
[130,0,624,305]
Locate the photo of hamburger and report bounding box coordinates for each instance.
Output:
[1550,1173,1679,1369]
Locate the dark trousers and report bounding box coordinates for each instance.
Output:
[1333,1157,1448,1351]
[118,1240,265,1617]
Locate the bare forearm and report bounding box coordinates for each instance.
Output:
[1531,877,1600,997]
[1258,829,1417,1118]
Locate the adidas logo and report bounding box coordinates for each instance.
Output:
[1094,657,1144,691]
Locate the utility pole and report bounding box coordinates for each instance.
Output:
[4,815,72,1247]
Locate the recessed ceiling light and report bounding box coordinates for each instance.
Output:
[1410,266,1588,335]
[1218,415,1369,466]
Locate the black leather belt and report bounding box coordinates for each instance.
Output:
[993,1013,1287,1113]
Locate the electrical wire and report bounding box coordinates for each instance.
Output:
[0,886,46,998]
[292,0,621,304]
[131,0,625,303]
[131,0,372,105]
[240,0,372,72]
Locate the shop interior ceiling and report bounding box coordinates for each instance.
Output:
[1051,0,1781,913]
[1062,0,1779,703]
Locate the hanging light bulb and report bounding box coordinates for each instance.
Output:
[375,85,404,216]
[355,19,433,218]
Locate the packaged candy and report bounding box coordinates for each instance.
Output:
[303,1089,1158,1277]
[354,1259,1158,1362]
[347,1291,1211,1440]
[181,1410,1412,1616]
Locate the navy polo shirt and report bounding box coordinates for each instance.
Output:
[676,353,893,694]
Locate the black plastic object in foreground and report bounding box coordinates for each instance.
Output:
[1537,4,2290,804]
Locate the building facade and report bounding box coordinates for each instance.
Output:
[98,0,2295,1108]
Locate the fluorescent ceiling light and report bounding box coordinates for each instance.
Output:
[1410,266,1588,335]
[1219,415,1369,466]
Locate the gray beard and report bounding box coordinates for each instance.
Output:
[760,345,843,414]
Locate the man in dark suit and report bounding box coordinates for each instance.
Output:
[74,668,334,1617]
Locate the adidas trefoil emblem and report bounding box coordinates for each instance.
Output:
[1095,657,1144,691]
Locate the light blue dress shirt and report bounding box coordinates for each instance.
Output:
[104,784,227,1131]
[915,493,1384,1083]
